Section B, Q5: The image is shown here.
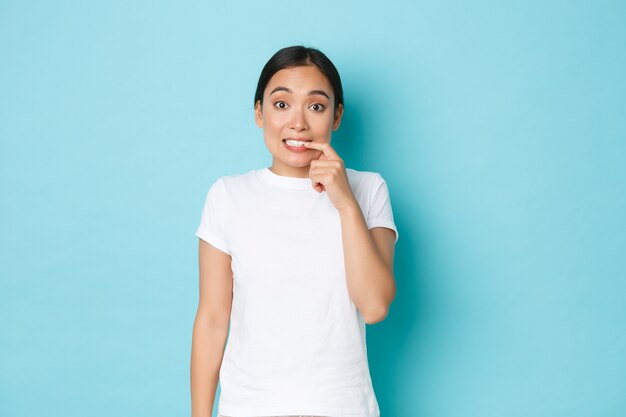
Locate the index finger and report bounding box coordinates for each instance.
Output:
[303,141,341,160]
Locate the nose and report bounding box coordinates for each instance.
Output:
[290,107,309,131]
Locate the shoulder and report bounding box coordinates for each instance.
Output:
[208,168,259,191]
[346,167,386,193]
[346,167,390,211]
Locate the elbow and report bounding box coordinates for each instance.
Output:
[362,286,395,325]
[361,273,396,324]
[363,305,390,325]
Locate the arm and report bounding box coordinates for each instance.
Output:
[303,141,397,325]
[190,239,233,417]
[339,201,397,324]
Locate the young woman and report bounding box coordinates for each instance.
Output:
[191,45,399,417]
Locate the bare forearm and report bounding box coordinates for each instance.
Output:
[338,199,395,323]
[190,316,228,417]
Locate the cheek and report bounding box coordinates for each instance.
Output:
[314,115,335,135]
[263,117,285,145]
[264,113,288,131]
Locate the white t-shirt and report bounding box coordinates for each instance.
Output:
[195,167,398,417]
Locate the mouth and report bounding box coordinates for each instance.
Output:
[282,138,313,153]
[282,138,313,148]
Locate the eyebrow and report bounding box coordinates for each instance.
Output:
[269,86,330,100]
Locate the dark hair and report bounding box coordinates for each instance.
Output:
[254,45,344,111]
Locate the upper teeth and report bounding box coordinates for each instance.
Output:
[285,139,308,147]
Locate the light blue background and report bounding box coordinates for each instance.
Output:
[1,1,625,416]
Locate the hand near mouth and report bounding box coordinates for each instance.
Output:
[304,141,358,212]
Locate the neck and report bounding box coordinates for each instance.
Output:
[269,159,311,178]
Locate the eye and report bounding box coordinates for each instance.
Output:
[274,101,288,109]
[310,103,326,112]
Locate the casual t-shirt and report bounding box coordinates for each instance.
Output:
[195,167,398,417]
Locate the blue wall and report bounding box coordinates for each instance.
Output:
[1,1,624,416]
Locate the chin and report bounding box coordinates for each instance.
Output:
[283,158,312,168]
[274,151,311,165]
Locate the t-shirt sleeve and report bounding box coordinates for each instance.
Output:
[195,178,230,255]
[366,173,399,244]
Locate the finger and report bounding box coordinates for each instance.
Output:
[309,160,342,169]
[309,162,342,181]
[303,141,341,161]
[313,182,325,192]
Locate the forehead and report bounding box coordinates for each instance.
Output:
[265,65,333,97]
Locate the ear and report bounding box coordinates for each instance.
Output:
[332,103,344,131]
[254,100,263,128]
